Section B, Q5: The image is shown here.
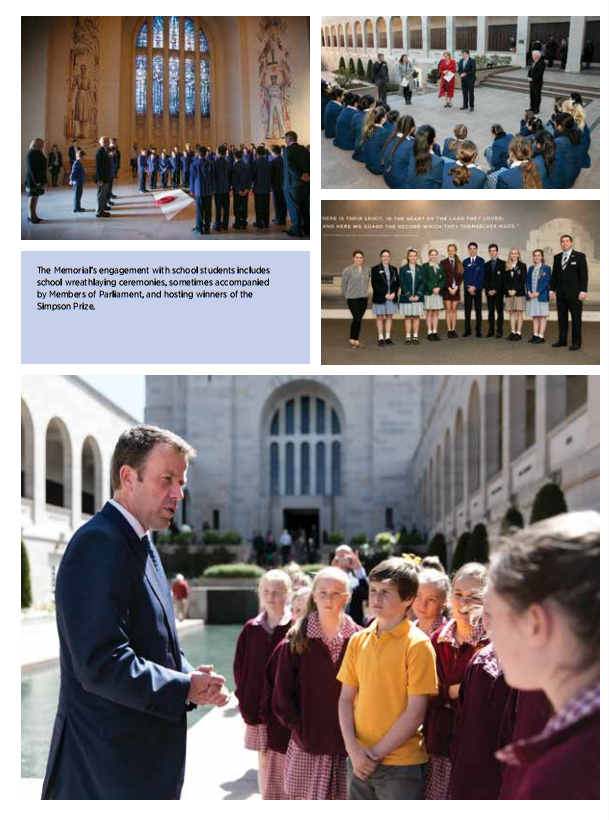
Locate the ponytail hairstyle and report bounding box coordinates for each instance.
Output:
[343,91,361,108]
[384,114,416,165]
[329,87,344,103]
[447,123,468,154]
[534,129,556,174]
[489,511,600,669]
[508,135,542,189]
[286,567,350,655]
[385,109,400,125]
[446,243,464,275]
[448,140,478,186]
[553,112,581,145]
[526,117,543,134]
[413,125,436,176]
[357,94,375,112]
[491,123,507,140]
[561,99,586,130]
[553,96,568,115]
[362,107,387,142]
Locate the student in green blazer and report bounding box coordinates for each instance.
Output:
[398,248,426,344]
[422,249,447,341]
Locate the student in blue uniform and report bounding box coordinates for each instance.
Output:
[231,150,251,230]
[182,149,192,190]
[107,147,117,206]
[406,126,443,188]
[321,80,331,130]
[323,88,344,139]
[159,151,170,189]
[552,113,581,188]
[147,149,159,190]
[442,141,487,188]
[534,131,565,189]
[251,145,272,229]
[382,114,416,188]
[567,94,591,169]
[169,149,181,188]
[190,147,215,235]
[525,248,551,344]
[351,95,375,161]
[270,145,287,226]
[362,108,388,174]
[497,135,546,188]
[483,124,513,171]
[441,124,468,161]
[137,148,148,192]
[333,92,361,150]
[212,145,231,232]
[68,148,86,212]
[463,242,485,337]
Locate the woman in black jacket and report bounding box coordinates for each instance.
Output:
[504,247,527,341]
[370,249,400,346]
[24,138,48,223]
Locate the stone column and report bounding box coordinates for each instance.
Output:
[479,378,488,515]
[446,16,455,56]
[535,376,549,477]
[421,16,430,60]
[70,439,81,530]
[477,16,488,54]
[502,376,513,499]
[515,17,529,67]
[147,17,153,149]
[566,16,585,73]
[33,419,46,526]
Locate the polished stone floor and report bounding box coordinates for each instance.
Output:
[21,181,305,241]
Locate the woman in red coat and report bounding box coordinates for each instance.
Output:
[438,51,457,107]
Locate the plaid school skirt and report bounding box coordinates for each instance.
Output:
[284,738,347,800]
[262,750,287,800]
[425,753,452,800]
[245,723,268,752]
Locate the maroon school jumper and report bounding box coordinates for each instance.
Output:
[258,642,292,799]
[498,689,554,799]
[496,682,599,800]
[233,612,291,732]
[449,644,514,799]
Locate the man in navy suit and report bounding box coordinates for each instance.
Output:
[550,234,588,351]
[463,241,485,337]
[484,243,506,338]
[42,425,229,800]
[458,49,476,112]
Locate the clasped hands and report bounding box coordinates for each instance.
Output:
[188,665,230,707]
[349,742,381,781]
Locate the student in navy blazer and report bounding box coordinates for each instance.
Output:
[323,89,344,139]
[351,96,375,161]
[362,109,389,174]
[398,248,426,344]
[441,124,468,161]
[525,250,551,344]
[190,147,215,235]
[321,81,331,130]
[497,135,547,189]
[382,115,416,188]
[333,92,361,150]
[463,242,485,337]
[442,141,487,188]
[42,426,229,800]
[534,131,566,189]
[68,149,86,212]
[406,126,443,189]
[484,125,513,171]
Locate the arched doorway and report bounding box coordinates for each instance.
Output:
[45,418,72,509]
[21,399,35,501]
[81,436,103,515]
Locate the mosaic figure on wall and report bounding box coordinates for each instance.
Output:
[65,16,99,146]
[258,17,291,139]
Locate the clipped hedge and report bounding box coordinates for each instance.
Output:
[300,564,326,576]
[326,531,345,545]
[22,541,32,609]
[203,563,265,579]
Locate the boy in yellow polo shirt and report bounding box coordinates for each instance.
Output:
[337,557,438,799]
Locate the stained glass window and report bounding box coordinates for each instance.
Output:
[332,442,341,495]
[153,16,164,48]
[316,399,326,434]
[285,443,295,496]
[200,60,210,116]
[270,411,279,436]
[169,15,179,49]
[301,443,310,495]
[316,443,326,495]
[185,58,195,115]
[135,55,147,115]
[137,23,148,47]
[270,444,279,495]
[301,397,310,434]
[332,409,341,434]
[200,28,209,54]
[169,56,180,115]
[152,55,163,116]
[185,18,195,51]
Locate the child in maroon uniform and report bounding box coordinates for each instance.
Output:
[498,688,554,798]
[412,568,450,636]
[233,569,292,798]
[449,642,514,798]
[423,562,488,799]
[486,512,600,800]
[272,567,360,799]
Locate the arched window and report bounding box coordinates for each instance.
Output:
[81,436,102,516]
[365,20,374,49]
[454,409,465,505]
[355,21,363,48]
[46,418,72,509]
[443,429,452,514]
[346,23,353,49]
[391,17,403,50]
[270,443,280,495]
[134,16,211,148]
[285,443,295,495]
[331,442,341,495]
[21,399,35,501]
[485,376,503,479]
[467,383,481,495]
[510,376,536,458]
[301,443,310,495]
[338,24,345,48]
[377,18,388,50]
[316,442,326,495]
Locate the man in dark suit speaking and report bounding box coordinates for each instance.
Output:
[42,425,230,800]
[458,49,476,112]
[527,50,546,114]
[550,234,588,351]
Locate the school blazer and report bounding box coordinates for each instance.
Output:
[333,107,358,150]
[550,251,588,297]
[382,137,414,189]
[398,265,425,303]
[490,134,513,170]
[525,265,551,302]
[440,259,463,292]
[406,153,444,189]
[504,263,527,297]
[370,264,400,304]
[496,161,548,189]
[363,126,389,175]
[421,263,446,295]
[484,259,507,294]
[441,163,487,189]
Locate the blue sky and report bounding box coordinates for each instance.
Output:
[81,376,146,420]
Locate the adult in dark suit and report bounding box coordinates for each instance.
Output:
[371,54,389,103]
[550,234,588,350]
[484,244,506,337]
[528,51,546,114]
[283,131,309,237]
[371,249,400,346]
[458,50,476,112]
[463,242,485,337]
[332,545,369,626]
[42,425,229,800]
[94,136,112,218]
[68,139,79,169]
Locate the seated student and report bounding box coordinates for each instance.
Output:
[68,148,86,213]
[518,109,535,136]
[321,80,332,130]
[551,113,581,188]
[137,148,148,192]
[525,248,551,344]
[231,149,251,230]
[497,136,547,189]
[159,150,170,189]
[323,90,344,139]
[169,149,181,188]
[442,141,487,189]
[212,145,231,231]
[190,146,215,235]
[519,111,543,141]
[406,126,443,189]
[337,558,438,800]
[147,148,159,190]
[382,114,416,189]
[333,92,361,150]
[251,145,272,229]
[562,98,591,170]
[441,123,468,161]
[484,124,513,171]
[270,145,287,227]
[487,512,600,800]
[533,130,565,189]
[351,95,375,162]
[362,108,388,175]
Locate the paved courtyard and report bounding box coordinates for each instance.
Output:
[321,68,600,189]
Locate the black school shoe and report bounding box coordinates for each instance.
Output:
[378,339,386,347]
[385,338,394,346]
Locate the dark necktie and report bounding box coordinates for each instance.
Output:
[562,252,568,270]
[142,534,161,575]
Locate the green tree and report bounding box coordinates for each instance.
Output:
[467,523,490,565]
[339,56,346,71]
[356,58,365,78]
[366,59,373,81]
[427,532,447,571]
[349,57,356,75]
[452,531,471,573]
[501,506,524,534]
[530,483,568,524]
[21,541,32,609]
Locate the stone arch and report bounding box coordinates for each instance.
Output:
[454,409,465,506]
[81,435,103,515]
[45,417,73,509]
[443,428,452,515]
[485,376,503,479]
[390,17,403,50]
[376,17,388,50]
[467,382,481,495]
[21,398,35,500]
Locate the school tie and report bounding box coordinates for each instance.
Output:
[562,252,568,269]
